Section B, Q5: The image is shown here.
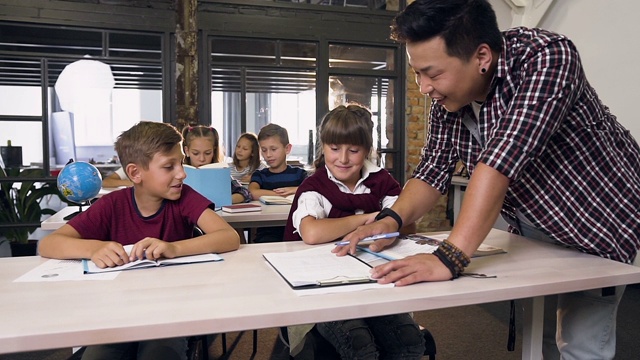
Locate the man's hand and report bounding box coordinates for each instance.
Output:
[370,253,453,286]
[90,241,129,268]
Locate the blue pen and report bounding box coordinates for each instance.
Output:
[335,232,400,246]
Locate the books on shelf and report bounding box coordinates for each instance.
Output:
[221,203,262,213]
[183,163,232,209]
[356,233,506,262]
[82,245,223,274]
[259,195,294,205]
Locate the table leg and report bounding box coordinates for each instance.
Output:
[521,296,544,360]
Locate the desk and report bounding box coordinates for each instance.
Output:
[41,201,290,231]
[3,229,640,359]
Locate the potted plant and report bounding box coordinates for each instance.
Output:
[0,166,61,256]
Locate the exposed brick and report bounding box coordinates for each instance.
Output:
[405,63,450,232]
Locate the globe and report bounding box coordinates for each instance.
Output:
[57,161,103,203]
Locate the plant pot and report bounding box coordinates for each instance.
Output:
[10,240,38,257]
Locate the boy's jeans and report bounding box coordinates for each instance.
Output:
[316,313,425,359]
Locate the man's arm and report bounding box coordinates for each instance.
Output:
[336,177,441,254]
[371,163,509,285]
[446,163,508,256]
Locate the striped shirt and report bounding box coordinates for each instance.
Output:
[414,27,640,263]
[250,165,307,191]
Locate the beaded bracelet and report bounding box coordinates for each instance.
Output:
[433,239,471,279]
[433,247,460,279]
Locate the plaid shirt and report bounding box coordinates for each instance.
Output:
[414,27,640,263]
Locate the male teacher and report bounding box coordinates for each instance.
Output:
[338,1,640,359]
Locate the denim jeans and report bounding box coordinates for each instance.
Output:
[316,313,425,360]
[81,337,188,360]
[517,220,627,360]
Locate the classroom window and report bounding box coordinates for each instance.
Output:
[0,22,165,167]
[208,36,401,177]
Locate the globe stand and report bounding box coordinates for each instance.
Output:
[63,201,90,220]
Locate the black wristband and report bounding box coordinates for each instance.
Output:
[375,208,403,231]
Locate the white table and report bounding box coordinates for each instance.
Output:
[3,229,640,359]
[41,201,290,231]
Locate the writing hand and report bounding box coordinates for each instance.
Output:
[370,253,453,286]
[332,221,397,256]
[90,242,129,268]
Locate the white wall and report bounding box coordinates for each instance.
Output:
[490,0,640,140]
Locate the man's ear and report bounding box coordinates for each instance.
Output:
[126,163,142,184]
[285,143,293,155]
[476,43,493,73]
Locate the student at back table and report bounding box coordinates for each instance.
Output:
[229,132,266,183]
[182,125,252,204]
[39,121,240,360]
[102,166,133,188]
[249,123,307,242]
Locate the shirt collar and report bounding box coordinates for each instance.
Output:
[324,160,382,188]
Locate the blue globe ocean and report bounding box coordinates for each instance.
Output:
[57,162,103,203]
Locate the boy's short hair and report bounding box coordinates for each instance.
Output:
[258,123,289,146]
[115,121,182,170]
[390,0,502,60]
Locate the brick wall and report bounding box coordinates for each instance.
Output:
[404,66,452,232]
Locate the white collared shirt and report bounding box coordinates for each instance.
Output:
[290,160,398,234]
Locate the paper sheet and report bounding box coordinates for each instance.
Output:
[14,259,118,282]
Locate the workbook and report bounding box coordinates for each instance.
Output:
[82,245,223,274]
[259,195,295,205]
[183,163,232,209]
[356,233,505,262]
[263,244,379,289]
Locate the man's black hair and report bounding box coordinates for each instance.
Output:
[391,0,502,60]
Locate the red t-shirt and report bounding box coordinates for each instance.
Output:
[67,185,213,246]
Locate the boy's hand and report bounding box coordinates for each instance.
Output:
[273,187,296,196]
[90,242,129,268]
[130,238,177,261]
